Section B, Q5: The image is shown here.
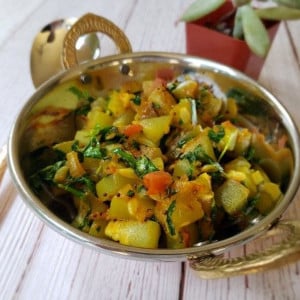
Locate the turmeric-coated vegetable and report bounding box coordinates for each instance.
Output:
[29,72,292,249]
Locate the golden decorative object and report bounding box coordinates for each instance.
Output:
[189,220,300,278]
[30,18,100,88]
[62,13,132,69]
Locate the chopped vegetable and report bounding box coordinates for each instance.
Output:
[143,171,173,195]
[136,115,172,145]
[112,148,159,177]
[105,220,161,248]
[215,179,249,215]
[27,72,292,249]
[180,0,225,22]
[123,124,143,137]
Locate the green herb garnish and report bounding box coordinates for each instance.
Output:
[208,126,225,143]
[227,88,268,116]
[112,148,158,177]
[131,94,141,105]
[166,200,176,236]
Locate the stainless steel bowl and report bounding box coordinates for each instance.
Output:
[7,14,300,278]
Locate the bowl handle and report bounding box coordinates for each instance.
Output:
[188,220,300,279]
[62,13,132,69]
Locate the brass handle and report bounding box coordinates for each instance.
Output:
[62,13,132,69]
[188,220,300,279]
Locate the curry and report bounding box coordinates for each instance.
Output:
[27,71,293,249]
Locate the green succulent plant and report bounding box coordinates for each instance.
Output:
[180,0,300,57]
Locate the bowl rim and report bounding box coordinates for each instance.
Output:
[7,51,300,260]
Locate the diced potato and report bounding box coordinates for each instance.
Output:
[105,220,161,248]
[242,173,257,197]
[89,220,108,238]
[113,110,135,127]
[260,182,282,201]
[171,199,204,229]
[108,184,135,220]
[86,108,113,129]
[172,80,198,99]
[127,196,155,222]
[251,169,265,185]
[89,195,108,214]
[224,157,251,173]
[182,130,216,161]
[225,97,238,118]
[134,135,158,148]
[148,87,176,115]
[194,173,214,214]
[117,168,139,179]
[234,128,252,156]
[136,115,172,145]
[256,182,282,214]
[139,145,164,161]
[90,97,108,111]
[170,98,192,128]
[151,157,164,170]
[74,129,92,146]
[155,181,205,237]
[225,170,247,182]
[255,192,274,215]
[199,90,223,123]
[251,132,293,183]
[217,121,239,159]
[172,159,192,178]
[224,157,258,197]
[82,157,101,178]
[215,179,249,215]
[96,173,137,201]
[53,140,74,153]
[166,223,199,249]
[107,91,127,117]
[142,79,164,98]
[54,165,69,183]
[119,92,134,109]
[108,196,134,220]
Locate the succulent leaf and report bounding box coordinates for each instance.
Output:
[233,7,244,38]
[233,0,251,6]
[256,6,300,20]
[273,0,300,9]
[241,5,271,57]
[180,0,226,22]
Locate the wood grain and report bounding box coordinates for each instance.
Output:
[1,0,300,299]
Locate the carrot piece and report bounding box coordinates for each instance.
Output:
[123,124,143,137]
[143,171,173,195]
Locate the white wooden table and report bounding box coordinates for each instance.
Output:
[1,1,300,299]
